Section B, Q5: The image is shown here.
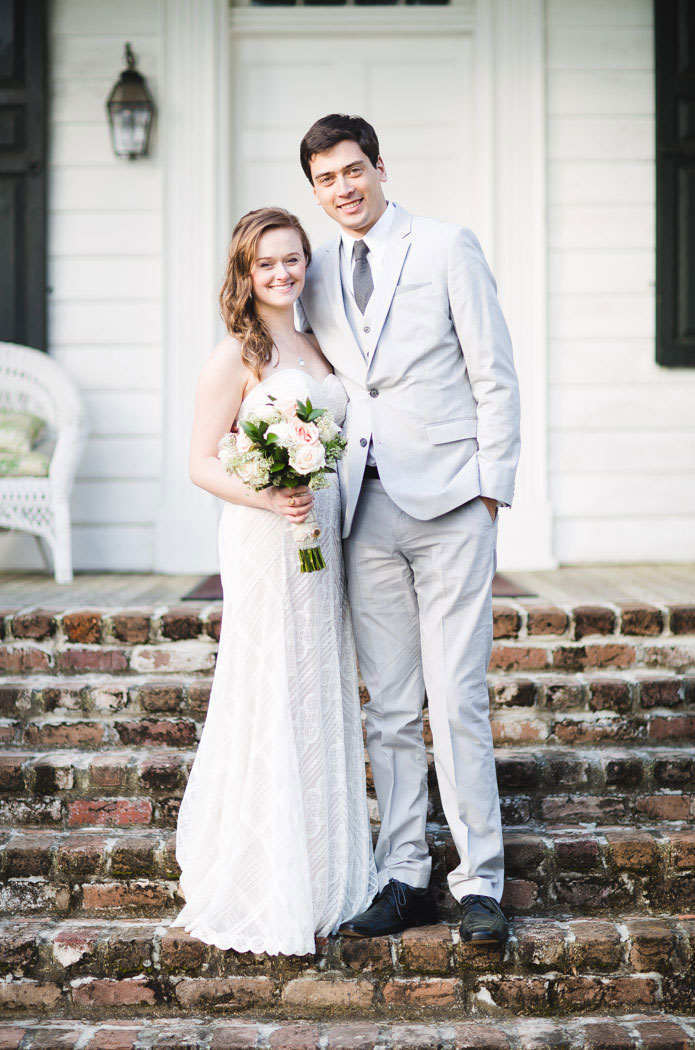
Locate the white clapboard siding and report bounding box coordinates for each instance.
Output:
[49,302,162,346]
[71,480,161,525]
[547,251,654,295]
[546,0,695,563]
[546,0,652,27]
[78,437,163,480]
[555,517,695,564]
[547,29,652,71]
[70,526,155,572]
[51,348,161,392]
[46,1,164,572]
[552,473,695,518]
[548,385,695,431]
[49,213,162,257]
[48,258,163,301]
[548,161,655,205]
[550,431,695,475]
[549,340,663,385]
[82,392,162,437]
[548,294,655,340]
[548,205,655,250]
[547,72,654,116]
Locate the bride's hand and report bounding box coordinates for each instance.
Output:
[264,485,314,524]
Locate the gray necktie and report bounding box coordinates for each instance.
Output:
[352,240,373,314]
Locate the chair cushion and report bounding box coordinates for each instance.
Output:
[0,450,50,478]
[0,411,46,454]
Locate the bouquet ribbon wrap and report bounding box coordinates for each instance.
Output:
[290,508,326,573]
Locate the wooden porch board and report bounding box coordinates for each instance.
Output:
[0,563,694,607]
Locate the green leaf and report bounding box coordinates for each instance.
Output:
[307,408,326,421]
[239,421,258,440]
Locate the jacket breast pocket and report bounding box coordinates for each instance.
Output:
[425,418,478,444]
[394,281,433,296]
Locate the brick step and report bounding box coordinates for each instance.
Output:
[1,745,693,831]
[2,688,695,750]
[1,825,692,920]
[0,1016,694,1050]
[1,603,694,679]
[3,601,695,646]
[0,915,693,1021]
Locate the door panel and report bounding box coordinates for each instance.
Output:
[230,24,473,246]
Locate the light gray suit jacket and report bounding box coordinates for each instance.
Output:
[298,204,521,537]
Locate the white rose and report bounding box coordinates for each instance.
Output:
[289,443,326,475]
[236,456,268,487]
[265,421,292,447]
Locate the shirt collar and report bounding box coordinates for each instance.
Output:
[340,201,396,265]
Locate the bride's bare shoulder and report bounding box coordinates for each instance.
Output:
[199,336,246,385]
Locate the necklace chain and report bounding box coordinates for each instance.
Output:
[273,328,305,368]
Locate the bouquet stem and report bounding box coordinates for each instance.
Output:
[299,546,326,572]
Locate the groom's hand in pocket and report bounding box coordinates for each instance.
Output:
[265,486,314,524]
[480,496,498,523]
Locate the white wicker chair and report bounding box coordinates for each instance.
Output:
[0,342,88,584]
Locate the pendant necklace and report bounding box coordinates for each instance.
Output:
[295,329,306,367]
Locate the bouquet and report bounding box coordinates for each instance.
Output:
[218,393,347,572]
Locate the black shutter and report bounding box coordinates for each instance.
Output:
[0,0,47,350]
[655,0,695,367]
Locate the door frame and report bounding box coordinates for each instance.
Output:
[156,0,553,572]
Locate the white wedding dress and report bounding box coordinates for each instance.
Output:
[174,369,377,955]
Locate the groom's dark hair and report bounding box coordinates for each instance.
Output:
[300,114,380,183]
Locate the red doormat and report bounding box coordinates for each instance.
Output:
[183,572,533,601]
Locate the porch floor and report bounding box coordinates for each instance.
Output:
[0,562,694,606]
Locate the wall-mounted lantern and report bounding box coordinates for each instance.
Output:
[105,43,155,159]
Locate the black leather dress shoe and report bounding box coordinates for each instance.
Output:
[340,879,432,938]
[459,894,509,944]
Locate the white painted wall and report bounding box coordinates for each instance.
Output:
[546,0,695,563]
[47,0,164,570]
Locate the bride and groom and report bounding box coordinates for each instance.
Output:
[175,113,521,956]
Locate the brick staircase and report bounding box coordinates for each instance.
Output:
[0,599,693,1049]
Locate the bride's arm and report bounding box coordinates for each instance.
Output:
[188,338,313,523]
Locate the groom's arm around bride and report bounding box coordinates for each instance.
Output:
[299,114,520,945]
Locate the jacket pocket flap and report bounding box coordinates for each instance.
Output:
[425,418,478,444]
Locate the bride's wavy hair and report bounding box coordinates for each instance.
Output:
[219,208,312,380]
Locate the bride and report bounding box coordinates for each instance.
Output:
[173,207,376,955]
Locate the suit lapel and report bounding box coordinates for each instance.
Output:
[320,238,366,376]
[365,204,412,363]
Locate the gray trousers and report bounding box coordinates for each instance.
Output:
[343,479,504,903]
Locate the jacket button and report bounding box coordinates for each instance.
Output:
[363,326,370,333]
[369,389,379,398]
[360,438,368,447]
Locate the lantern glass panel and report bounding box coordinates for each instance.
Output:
[110,103,152,157]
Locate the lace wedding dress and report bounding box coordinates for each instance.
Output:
[174,369,377,955]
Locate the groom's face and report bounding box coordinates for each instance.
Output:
[309,140,387,237]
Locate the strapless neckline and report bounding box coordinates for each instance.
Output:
[246,368,334,397]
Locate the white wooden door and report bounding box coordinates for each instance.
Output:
[229,9,478,248]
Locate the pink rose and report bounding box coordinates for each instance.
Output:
[290,420,320,446]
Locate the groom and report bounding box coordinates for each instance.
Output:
[297,114,520,943]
